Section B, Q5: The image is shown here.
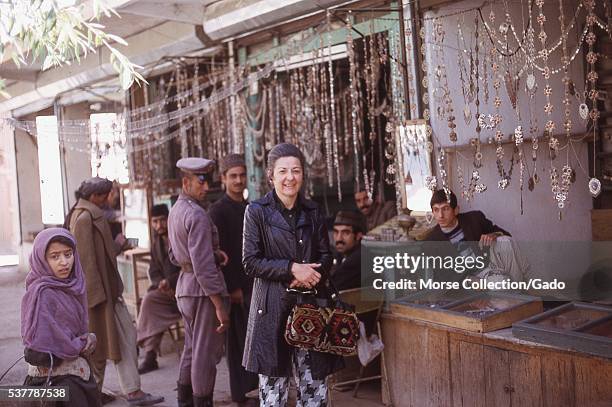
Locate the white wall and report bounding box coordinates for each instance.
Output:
[0,114,21,255]
[15,112,46,243]
[62,103,95,208]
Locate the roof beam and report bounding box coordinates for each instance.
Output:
[120,1,205,24]
[0,69,37,82]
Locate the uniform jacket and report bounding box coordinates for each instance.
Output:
[69,198,123,362]
[167,193,227,298]
[241,191,343,379]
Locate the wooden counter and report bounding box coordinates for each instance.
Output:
[381,312,612,407]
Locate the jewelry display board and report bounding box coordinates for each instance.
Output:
[395,120,434,212]
[512,302,612,359]
[390,291,543,332]
[121,186,151,249]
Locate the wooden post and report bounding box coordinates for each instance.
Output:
[240,47,265,200]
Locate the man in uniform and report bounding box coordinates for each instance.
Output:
[208,154,258,406]
[354,189,397,232]
[137,204,182,374]
[167,158,229,407]
[69,177,163,406]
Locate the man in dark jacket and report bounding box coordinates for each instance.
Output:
[136,204,181,374]
[208,154,258,406]
[424,189,530,282]
[330,210,366,291]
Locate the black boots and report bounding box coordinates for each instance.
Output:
[138,351,159,374]
[177,382,212,407]
[193,395,213,407]
[177,382,194,407]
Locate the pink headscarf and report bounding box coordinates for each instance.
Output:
[21,228,88,359]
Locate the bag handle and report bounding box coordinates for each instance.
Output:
[286,287,318,295]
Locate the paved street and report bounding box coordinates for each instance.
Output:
[0,267,383,407]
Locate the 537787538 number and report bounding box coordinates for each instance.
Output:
[0,386,69,401]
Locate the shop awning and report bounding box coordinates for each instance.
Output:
[202,0,349,41]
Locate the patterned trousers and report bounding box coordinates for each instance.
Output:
[259,348,328,407]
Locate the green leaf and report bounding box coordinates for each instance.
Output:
[120,67,134,90]
[42,54,55,70]
[105,34,127,46]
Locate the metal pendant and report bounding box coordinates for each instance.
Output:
[589,177,601,197]
[579,103,589,120]
[463,105,472,125]
[528,177,535,191]
[425,211,434,224]
[526,73,536,90]
[475,183,487,193]
[425,175,437,191]
[498,177,510,189]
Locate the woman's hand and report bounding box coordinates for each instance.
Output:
[290,263,321,289]
[80,333,97,356]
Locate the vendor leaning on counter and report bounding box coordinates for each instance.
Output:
[424,189,531,283]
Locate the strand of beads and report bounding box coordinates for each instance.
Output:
[585,0,602,198]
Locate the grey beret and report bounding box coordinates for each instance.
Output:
[176,157,215,174]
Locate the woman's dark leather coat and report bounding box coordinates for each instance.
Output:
[241,191,343,379]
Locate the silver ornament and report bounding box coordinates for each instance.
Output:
[526,73,536,90]
[589,177,601,197]
[579,103,589,120]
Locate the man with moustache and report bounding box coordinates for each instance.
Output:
[167,158,229,407]
[136,204,181,374]
[354,189,397,232]
[208,154,258,406]
[330,210,367,291]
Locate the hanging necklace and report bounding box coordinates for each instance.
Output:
[346,14,363,192]
[526,89,540,192]
[326,13,342,202]
[472,16,483,172]
[585,0,601,197]
[535,0,557,146]
[490,52,514,190]
[457,21,474,126]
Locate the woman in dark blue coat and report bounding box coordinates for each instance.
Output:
[242,143,342,406]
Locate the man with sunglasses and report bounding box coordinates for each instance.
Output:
[168,157,229,407]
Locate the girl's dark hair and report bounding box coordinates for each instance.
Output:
[266,143,305,177]
[46,235,76,252]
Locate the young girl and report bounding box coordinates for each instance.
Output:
[21,228,100,406]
